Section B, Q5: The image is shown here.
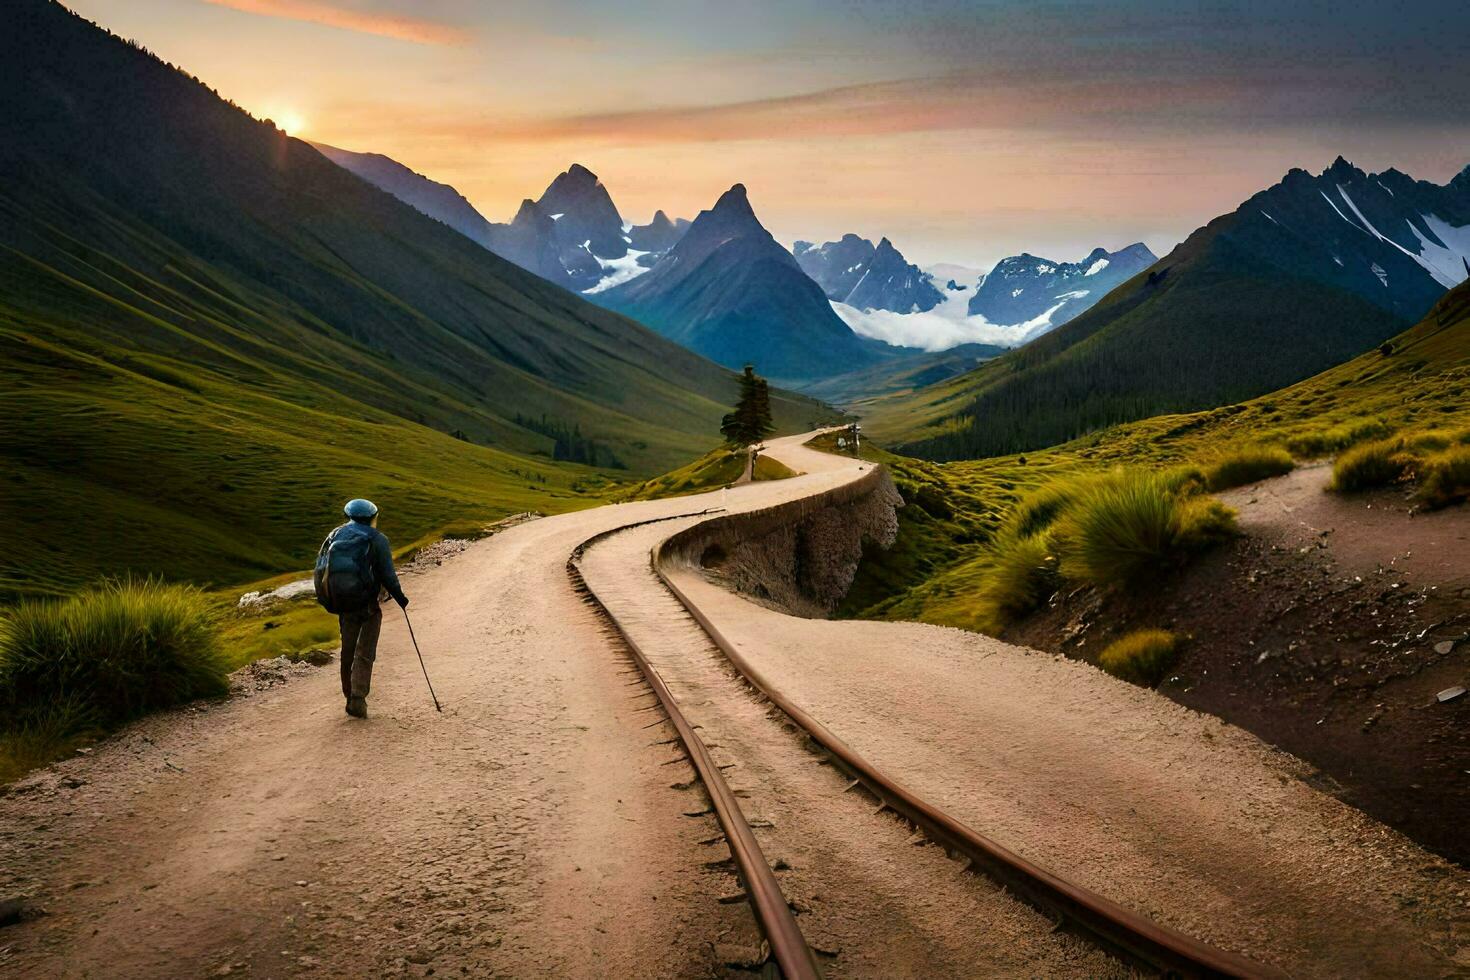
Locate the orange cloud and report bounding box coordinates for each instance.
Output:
[333,73,1278,149]
[202,0,468,46]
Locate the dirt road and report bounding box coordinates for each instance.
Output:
[2,433,1465,977]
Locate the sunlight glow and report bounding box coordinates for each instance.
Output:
[276,110,307,136]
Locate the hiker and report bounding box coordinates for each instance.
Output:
[313,498,408,719]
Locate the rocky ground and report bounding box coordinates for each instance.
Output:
[1005,463,1470,864]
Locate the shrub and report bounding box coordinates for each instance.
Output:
[1416,447,1470,509]
[1054,471,1237,585]
[0,578,229,738]
[1201,447,1295,491]
[970,532,1060,633]
[1097,629,1182,686]
[1329,438,1416,492]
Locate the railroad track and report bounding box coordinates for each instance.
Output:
[567,511,823,980]
[569,499,1278,979]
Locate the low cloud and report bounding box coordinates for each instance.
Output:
[831,299,1039,353]
[202,0,469,45]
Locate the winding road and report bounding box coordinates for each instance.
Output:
[1,434,1465,978]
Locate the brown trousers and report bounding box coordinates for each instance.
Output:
[338,605,382,699]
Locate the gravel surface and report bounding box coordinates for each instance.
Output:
[580,519,1125,978]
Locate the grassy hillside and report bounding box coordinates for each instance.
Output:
[846,281,1470,620]
[865,206,1411,460]
[0,1,834,597]
[0,322,610,597]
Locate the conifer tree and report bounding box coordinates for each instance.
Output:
[720,365,775,445]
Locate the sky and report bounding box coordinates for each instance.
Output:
[66,0,1470,268]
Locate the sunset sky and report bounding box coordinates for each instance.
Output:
[66,0,1470,267]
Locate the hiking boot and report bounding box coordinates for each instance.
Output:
[346,696,368,719]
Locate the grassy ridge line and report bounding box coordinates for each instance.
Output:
[839,282,1470,623]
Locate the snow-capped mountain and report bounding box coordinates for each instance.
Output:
[308,146,688,293]
[817,245,1154,352]
[966,244,1157,337]
[1217,156,1470,316]
[794,234,945,314]
[501,163,684,293]
[594,184,882,380]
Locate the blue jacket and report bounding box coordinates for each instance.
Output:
[326,520,407,607]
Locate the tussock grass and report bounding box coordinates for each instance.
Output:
[0,578,229,779]
[933,469,1236,633]
[1329,438,1416,492]
[970,533,1060,634]
[1004,480,1086,539]
[1284,418,1393,459]
[1202,447,1295,491]
[1098,630,1182,686]
[1416,447,1470,509]
[1054,472,1236,586]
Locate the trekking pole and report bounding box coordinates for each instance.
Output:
[400,606,442,712]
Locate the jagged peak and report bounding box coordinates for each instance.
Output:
[565,162,597,182]
[1323,155,1363,181]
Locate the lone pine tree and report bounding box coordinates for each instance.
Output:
[720,365,775,446]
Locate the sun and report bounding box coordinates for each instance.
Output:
[260,104,308,136]
[276,110,307,136]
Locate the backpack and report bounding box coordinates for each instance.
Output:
[313,525,379,614]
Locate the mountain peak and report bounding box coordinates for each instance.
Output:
[1113,242,1157,262]
[711,183,756,219]
[1324,155,1362,181]
[565,162,597,181]
[511,198,549,227]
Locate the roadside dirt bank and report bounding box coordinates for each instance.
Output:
[1005,463,1470,865]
